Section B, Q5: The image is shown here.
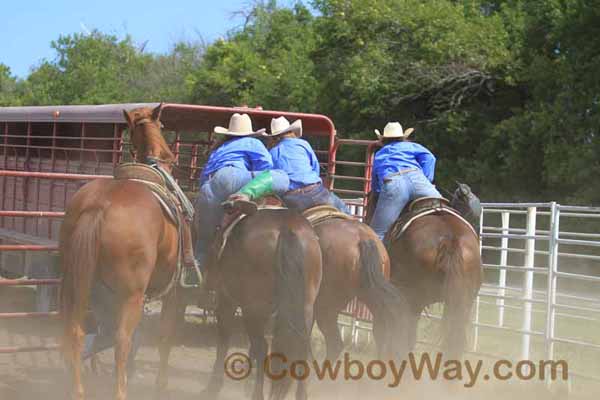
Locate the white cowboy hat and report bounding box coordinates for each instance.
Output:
[374,122,414,139]
[269,116,303,137]
[214,113,266,136]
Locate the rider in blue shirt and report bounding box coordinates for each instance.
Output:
[194,113,289,268]
[199,135,273,185]
[369,122,442,240]
[224,117,349,214]
[270,137,321,190]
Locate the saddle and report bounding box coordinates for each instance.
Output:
[114,163,193,225]
[302,205,353,227]
[386,197,478,243]
[213,196,286,262]
[113,163,194,298]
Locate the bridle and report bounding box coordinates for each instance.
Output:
[134,117,164,129]
[128,117,174,166]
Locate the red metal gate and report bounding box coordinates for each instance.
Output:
[0,171,112,354]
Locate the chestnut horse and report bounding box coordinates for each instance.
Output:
[311,215,412,360]
[201,209,322,400]
[60,105,183,400]
[366,193,482,359]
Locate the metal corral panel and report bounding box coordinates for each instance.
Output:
[0,103,159,123]
[0,103,336,138]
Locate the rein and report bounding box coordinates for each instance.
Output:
[146,155,176,167]
[129,151,176,168]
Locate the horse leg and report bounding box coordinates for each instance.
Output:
[242,307,269,400]
[369,306,405,358]
[442,288,477,360]
[269,228,319,400]
[295,300,319,400]
[155,288,180,396]
[66,320,87,400]
[439,244,480,360]
[357,240,413,359]
[315,303,344,362]
[114,292,144,400]
[202,293,235,396]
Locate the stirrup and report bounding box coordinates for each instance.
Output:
[180,258,204,288]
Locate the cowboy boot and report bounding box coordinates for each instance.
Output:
[222,170,274,215]
[182,219,203,286]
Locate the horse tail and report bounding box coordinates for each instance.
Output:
[357,239,410,358]
[270,227,309,399]
[60,208,103,359]
[437,236,477,359]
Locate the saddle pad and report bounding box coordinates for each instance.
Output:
[215,204,287,261]
[302,205,353,227]
[387,200,478,243]
[144,184,185,300]
[114,163,195,300]
[114,163,166,187]
[124,179,179,225]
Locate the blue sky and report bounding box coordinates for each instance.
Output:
[1,0,257,78]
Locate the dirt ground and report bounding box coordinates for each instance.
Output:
[0,288,591,400]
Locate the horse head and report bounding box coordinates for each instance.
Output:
[123,103,175,172]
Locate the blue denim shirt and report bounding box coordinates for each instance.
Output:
[371,141,436,193]
[270,137,322,190]
[200,137,273,185]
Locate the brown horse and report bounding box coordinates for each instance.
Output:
[366,193,482,360]
[310,215,412,360]
[60,105,183,400]
[201,209,322,400]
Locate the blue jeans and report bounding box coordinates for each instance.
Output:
[194,167,289,267]
[369,170,442,240]
[283,183,350,213]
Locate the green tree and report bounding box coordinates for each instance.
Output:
[7,0,600,204]
[190,2,318,111]
[21,31,151,105]
[133,41,205,103]
[312,0,512,126]
[484,0,600,203]
[19,30,203,105]
[310,0,518,199]
[0,64,21,106]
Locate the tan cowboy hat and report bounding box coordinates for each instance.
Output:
[374,122,414,139]
[214,113,266,136]
[269,116,303,137]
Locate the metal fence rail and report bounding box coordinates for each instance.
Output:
[334,201,600,392]
[478,202,600,389]
[0,175,88,355]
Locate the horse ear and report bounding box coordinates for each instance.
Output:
[152,103,163,122]
[123,110,133,128]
